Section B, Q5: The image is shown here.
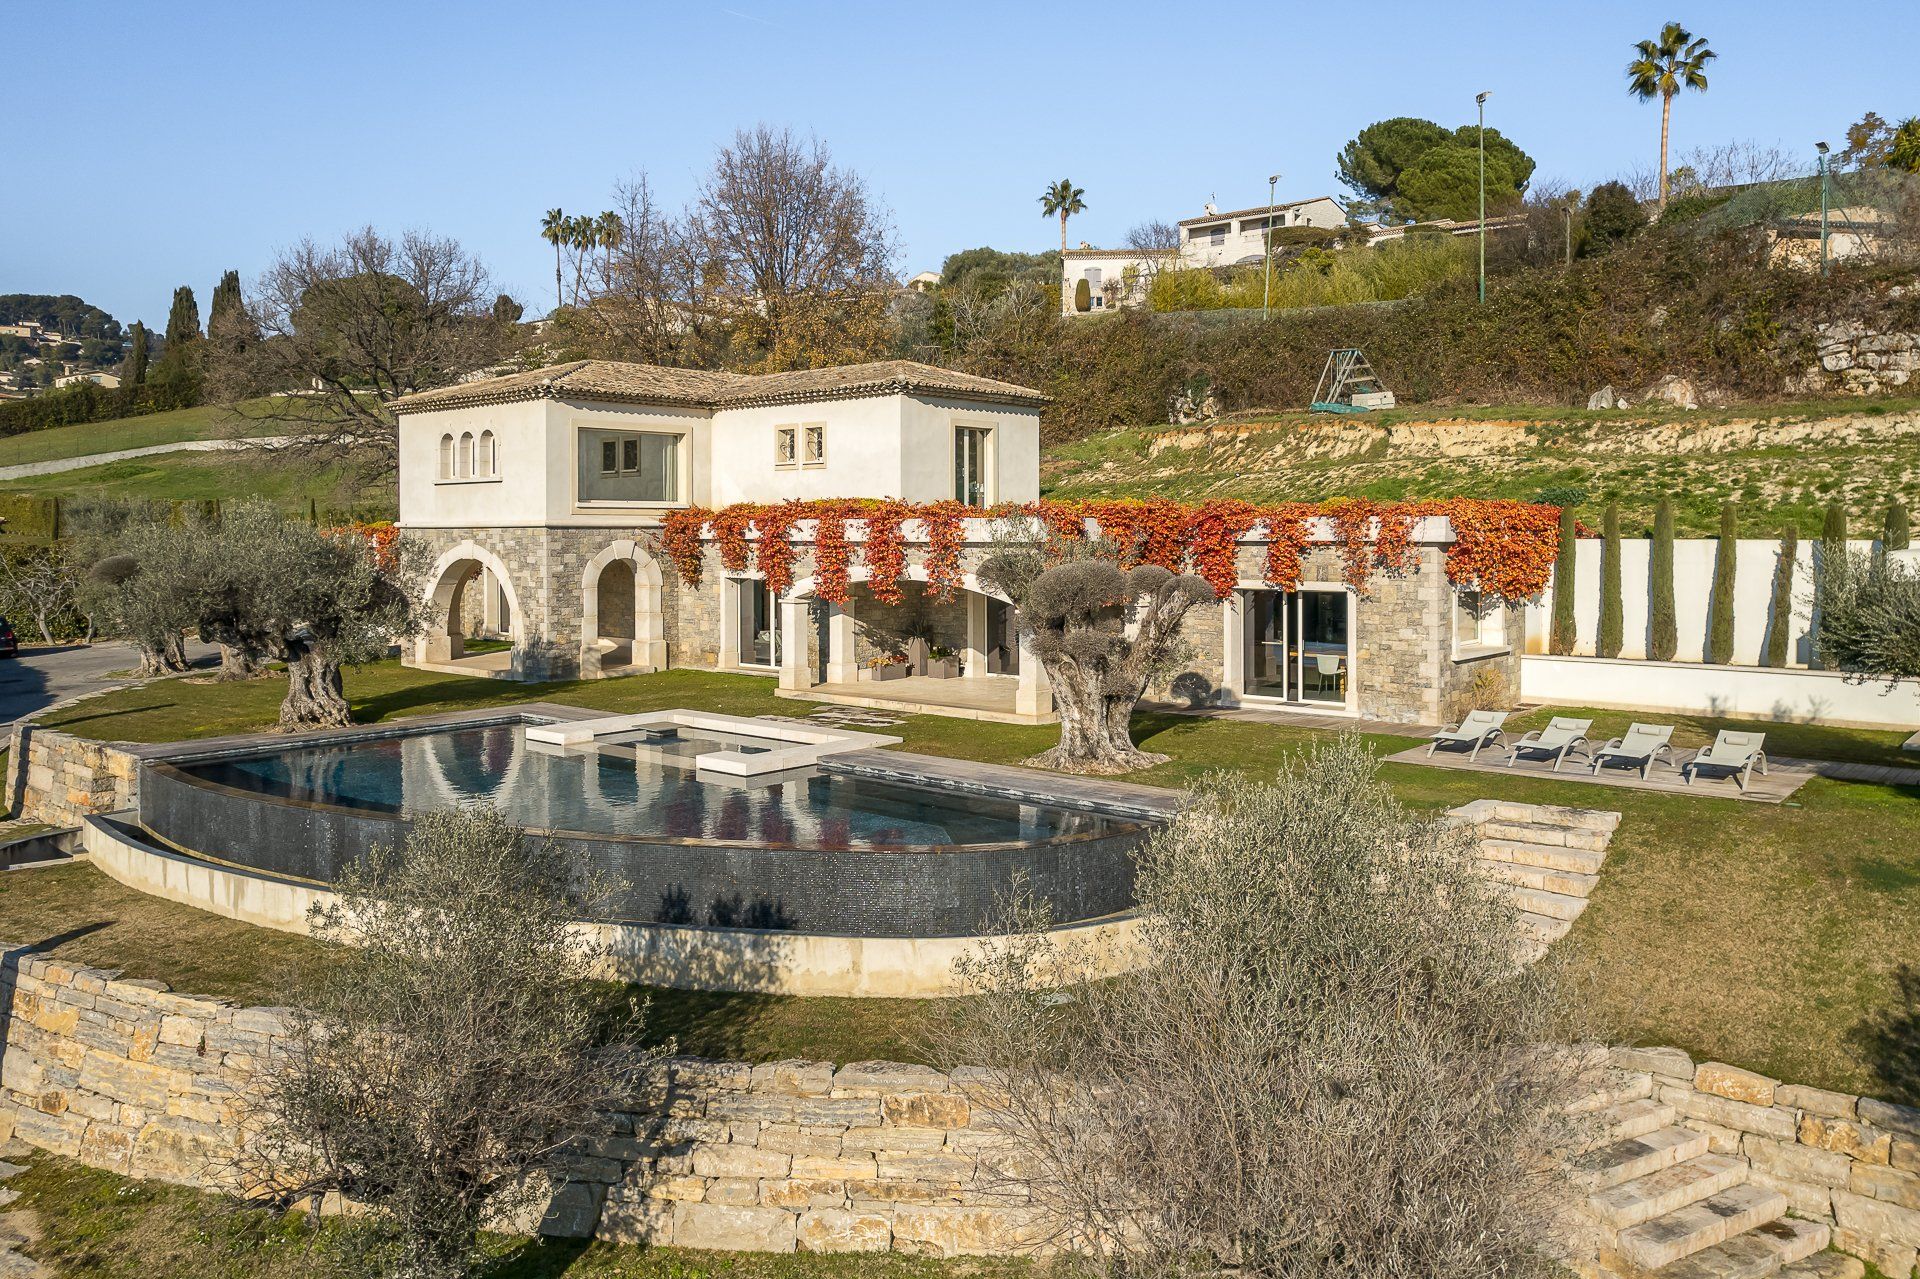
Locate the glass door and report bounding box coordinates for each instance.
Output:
[953,427,990,506]
[736,580,779,667]
[1241,589,1352,708]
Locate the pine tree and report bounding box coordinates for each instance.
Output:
[1598,503,1624,659]
[1884,500,1910,553]
[1649,498,1677,661]
[1549,504,1579,655]
[1762,526,1797,668]
[125,322,149,386]
[164,285,200,346]
[1706,502,1738,665]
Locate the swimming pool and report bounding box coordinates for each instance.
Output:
[136,711,1151,937]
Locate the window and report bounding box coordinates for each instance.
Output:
[579,428,679,504]
[735,579,779,667]
[775,426,797,468]
[438,434,453,480]
[1454,590,1506,654]
[802,423,825,467]
[478,430,496,476]
[953,425,991,506]
[457,432,474,477]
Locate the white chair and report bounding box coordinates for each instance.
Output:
[1504,717,1594,772]
[1428,710,1509,762]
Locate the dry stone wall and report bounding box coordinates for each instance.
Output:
[10,727,140,829]
[1610,1044,1920,1279]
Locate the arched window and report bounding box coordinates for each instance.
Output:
[478,430,496,476]
[438,434,454,480]
[457,432,474,477]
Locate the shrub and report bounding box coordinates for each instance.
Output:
[1762,526,1798,667]
[944,735,1587,1278]
[1816,550,1920,678]
[1598,502,1624,658]
[1583,181,1648,248]
[1649,499,1678,661]
[1707,502,1739,665]
[1550,504,1578,655]
[1072,277,1092,313]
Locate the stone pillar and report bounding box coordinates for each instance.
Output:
[963,592,988,678]
[778,597,813,691]
[1015,627,1052,717]
[481,568,503,635]
[824,601,860,686]
[1218,594,1244,707]
[718,579,741,669]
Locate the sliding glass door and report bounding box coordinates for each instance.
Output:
[1241,588,1352,707]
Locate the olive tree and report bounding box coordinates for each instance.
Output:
[942,735,1590,1278]
[241,808,652,1277]
[979,528,1213,774]
[1816,549,1920,679]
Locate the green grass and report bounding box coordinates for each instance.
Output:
[23,661,1920,1095]
[6,1155,1030,1278]
[0,397,300,467]
[1043,394,1920,538]
[0,449,387,510]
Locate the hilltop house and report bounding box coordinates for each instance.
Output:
[393,358,1520,725]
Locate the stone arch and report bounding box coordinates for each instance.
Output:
[580,539,666,678]
[418,540,525,672]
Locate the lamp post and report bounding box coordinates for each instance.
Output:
[1815,141,1831,276]
[1263,172,1280,318]
[1476,91,1491,303]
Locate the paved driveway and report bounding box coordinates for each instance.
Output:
[0,640,218,728]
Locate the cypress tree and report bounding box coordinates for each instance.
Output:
[1549,504,1579,655]
[163,285,200,346]
[1884,500,1910,553]
[1649,498,1677,661]
[1762,526,1797,668]
[1598,502,1624,659]
[125,322,149,386]
[1707,502,1739,665]
[206,269,252,344]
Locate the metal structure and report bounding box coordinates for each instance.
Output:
[1310,349,1396,413]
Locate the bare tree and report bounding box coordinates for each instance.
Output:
[242,808,654,1277]
[696,125,900,369]
[211,227,510,481]
[0,545,86,645]
[561,173,721,366]
[980,528,1213,774]
[941,735,1590,1278]
[1123,218,1183,280]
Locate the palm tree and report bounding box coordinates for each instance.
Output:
[594,211,624,287]
[566,214,597,305]
[539,208,568,313]
[1039,179,1087,254]
[1626,22,1716,209]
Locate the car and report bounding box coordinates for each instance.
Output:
[0,617,15,658]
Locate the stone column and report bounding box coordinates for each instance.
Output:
[963,592,988,678]
[718,579,741,669]
[481,568,503,635]
[1014,627,1052,717]
[778,597,813,691]
[1218,593,1245,707]
[824,601,860,686]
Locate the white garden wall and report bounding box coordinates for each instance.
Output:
[1520,655,1920,730]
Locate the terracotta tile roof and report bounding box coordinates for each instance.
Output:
[394,358,1046,414]
[1177,195,1347,227]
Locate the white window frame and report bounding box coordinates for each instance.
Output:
[774,425,798,469]
[729,576,781,670]
[572,419,689,511]
[952,421,995,506]
[1230,582,1359,716]
[801,423,826,468]
[1452,588,1509,658]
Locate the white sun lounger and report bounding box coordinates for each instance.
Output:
[1428,710,1509,763]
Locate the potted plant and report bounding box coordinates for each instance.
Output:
[865,652,909,682]
[926,644,960,679]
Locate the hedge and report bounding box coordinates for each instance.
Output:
[0,379,200,438]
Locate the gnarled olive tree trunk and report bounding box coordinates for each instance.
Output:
[276,638,353,731]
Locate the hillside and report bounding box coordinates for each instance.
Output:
[1043,396,1920,536]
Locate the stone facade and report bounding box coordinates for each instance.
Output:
[3,947,1915,1270]
[408,524,1511,726]
[1805,322,1920,396]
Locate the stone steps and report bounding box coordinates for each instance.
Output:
[1587,1153,1749,1230]
[1509,884,1593,922]
[1645,1217,1832,1279]
[1452,801,1619,958]
[1612,1182,1788,1271]
[1477,859,1602,899]
[1482,818,1613,851]
[1478,837,1610,875]
[1595,1100,1679,1149]
[1573,1126,1713,1191]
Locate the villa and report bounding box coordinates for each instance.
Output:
[392,357,1522,726]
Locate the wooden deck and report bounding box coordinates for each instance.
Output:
[1383,742,1814,803]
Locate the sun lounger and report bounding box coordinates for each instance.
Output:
[1504,716,1594,771]
[1683,730,1769,791]
[1590,723,1677,779]
[1428,709,1509,762]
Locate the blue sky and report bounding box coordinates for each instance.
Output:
[8,0,1915,330]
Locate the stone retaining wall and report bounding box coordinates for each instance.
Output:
[1610,1044,1920,1278]
[9,727,140,828]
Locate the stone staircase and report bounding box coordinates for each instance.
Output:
[1447,799,1620,952]
[1565,1072,1862,1279]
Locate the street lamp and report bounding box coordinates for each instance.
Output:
[1815,141,1831,276]
[1264,173,1281,318]
[1476,91,1491,303]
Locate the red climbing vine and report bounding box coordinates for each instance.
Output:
[657,497,1561,606]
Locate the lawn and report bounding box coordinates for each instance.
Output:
[0,448,389,512]
[21,661,1920,1096]
[6,1156,1031,1279]
[0,398,293,467]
